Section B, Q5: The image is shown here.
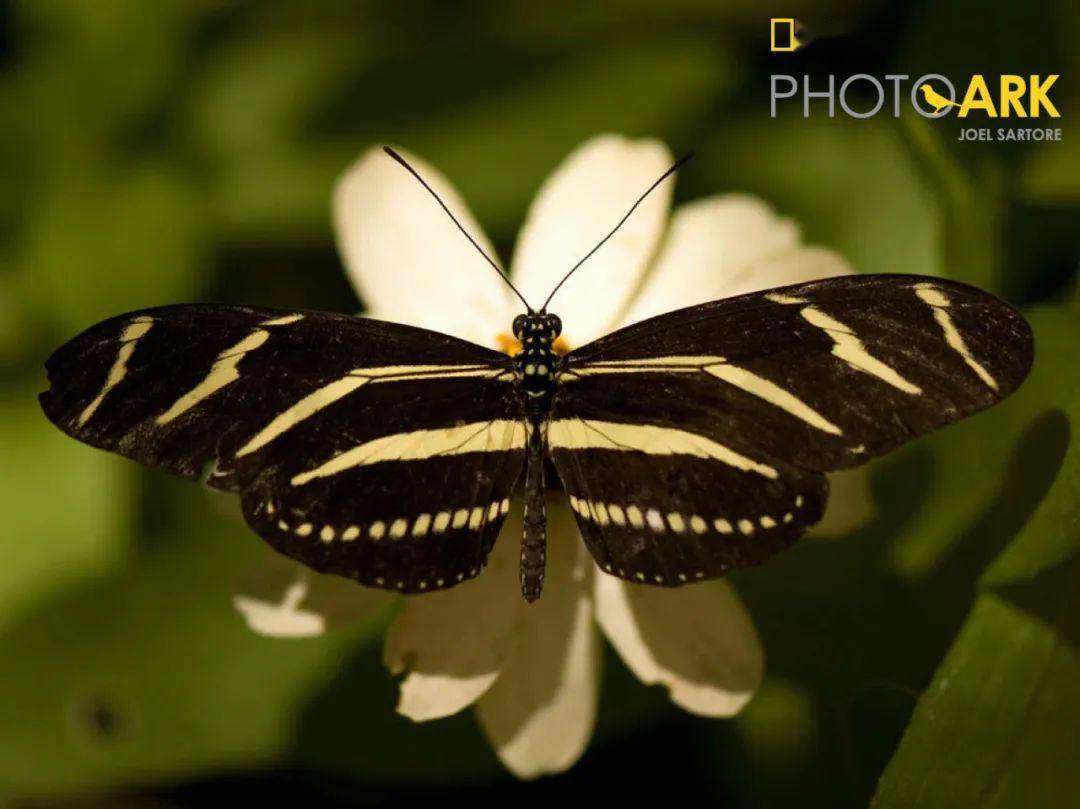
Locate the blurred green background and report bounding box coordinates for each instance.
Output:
[1,1,1078,806]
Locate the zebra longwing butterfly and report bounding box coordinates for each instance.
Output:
[40,149,1034,602]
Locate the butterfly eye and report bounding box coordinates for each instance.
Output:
[512,314,528,338]
[547,314,562,336]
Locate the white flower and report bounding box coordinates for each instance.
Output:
[234,134,869,778]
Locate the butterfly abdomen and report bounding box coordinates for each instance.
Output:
[520,418,547,602]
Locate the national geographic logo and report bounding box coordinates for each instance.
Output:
[770,18,802,52]
[767,19,1063,143]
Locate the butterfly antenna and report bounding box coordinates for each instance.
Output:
[383,146,533,312]
[540,151,694,312]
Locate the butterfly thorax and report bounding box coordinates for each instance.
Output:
[512,312,561,413]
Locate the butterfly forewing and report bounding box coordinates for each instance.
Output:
[40,305,525,593]
[552,274,1033,585]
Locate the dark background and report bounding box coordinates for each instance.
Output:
[0,1,1077,806]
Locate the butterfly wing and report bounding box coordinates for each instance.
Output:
[548,417,828,585]
[550,274,1033,585]
[41,305,525,592]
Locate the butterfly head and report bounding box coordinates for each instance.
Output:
[512,312,561,342]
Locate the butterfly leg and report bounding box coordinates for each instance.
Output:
[520,417,547,602]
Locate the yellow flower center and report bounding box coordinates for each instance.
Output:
[496,333,571,356]
[496,332,522,356]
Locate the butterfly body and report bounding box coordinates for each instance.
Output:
[510,311,563,600]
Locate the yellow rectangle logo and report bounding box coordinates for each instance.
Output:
[771,18,799,52]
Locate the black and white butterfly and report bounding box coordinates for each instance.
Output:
[40,149,1034,602]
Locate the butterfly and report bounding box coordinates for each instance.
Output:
[40,148,1034,602]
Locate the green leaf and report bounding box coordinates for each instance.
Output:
[0,485,390,798]
[871,305,1080,808]
[707,115,940,281]
[871,578,1079,808]
[887,299,1072,579]
[15,162,207,335]
[1019,115,1080,204]
[0,384,130,633]
[899,115,1006,293]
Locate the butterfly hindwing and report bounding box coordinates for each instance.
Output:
[546,417,827,585]
[241,417,525,593]
[551,274,1033,585]
[41,305,525,592]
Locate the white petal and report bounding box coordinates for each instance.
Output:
[383,509,522,721]
[475,500,599,779]
[724,245,854,299]
[333,146,514,346]
[511,135,673,346]
[234,581,326,639]
[619,194,852,326]
[595,575,763,717]
[233,556,393,638]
